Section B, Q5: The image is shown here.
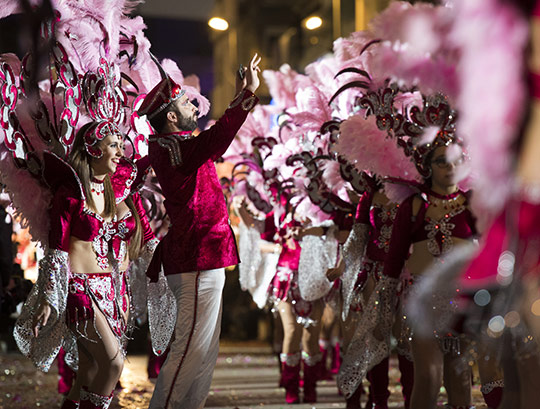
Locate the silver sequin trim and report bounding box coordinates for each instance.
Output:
[302,351,322,367]
[80,389,112,408]
[480,379,504,394]
[280,351,301,367]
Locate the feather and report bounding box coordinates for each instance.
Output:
[334,113,420,181]
[451,0,528,226]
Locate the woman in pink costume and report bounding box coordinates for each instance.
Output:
[240,193,325,404]
[331,98,422,409]
[9,60,157,409]
[338,178,414,409]
[383,138,476,409]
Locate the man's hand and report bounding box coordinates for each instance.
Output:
[244,53,261,94]
[235,64,247,95]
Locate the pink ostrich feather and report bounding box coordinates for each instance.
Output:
[320,160,351,201]
[0,0,43,19]
[333,2,459,99]
[53,0,134,72]
[262,64,312,110]
[160,58,210,117]
[294,195,331,225]
[450,0,528,223]
[225,105,277,161]
[305,55,342,100]
[334,113,420,181]
[333,30,376,67]
[118,15,152,71]
[290,85,333,134]
[0,148,52,245]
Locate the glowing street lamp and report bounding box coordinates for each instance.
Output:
[304,16,322,30]
[208,17,229,31]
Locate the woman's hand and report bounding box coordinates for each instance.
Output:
[326,258,345,282]
[33,302,51,337]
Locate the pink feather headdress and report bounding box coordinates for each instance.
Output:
[450,0,529,222]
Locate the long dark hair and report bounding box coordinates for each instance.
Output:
[69,123,143,259]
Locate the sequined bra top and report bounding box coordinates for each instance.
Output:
[383,190,477,278]
[46,153,153,269]
[355,190,399,262]
[409,190,476,256]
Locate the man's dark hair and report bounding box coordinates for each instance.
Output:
[149,105,178,134]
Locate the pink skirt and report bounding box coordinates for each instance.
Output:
[268,266,313,319]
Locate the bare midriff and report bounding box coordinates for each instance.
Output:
[406,237,472,277]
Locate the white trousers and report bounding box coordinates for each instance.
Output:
[148,268,225,409]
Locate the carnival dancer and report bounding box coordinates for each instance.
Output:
[238,193,326,404]
[382,141,476,409]
[337,179,414,409]
[5,42,157,408]
[139,54,260,409]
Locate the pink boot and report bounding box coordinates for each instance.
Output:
[58,348,76,395]
[481,380,504,409]
[330,341,341,374]
[60,398,80,409]
[318,340,334,380]
[79,387,113,409]
[303,353,321,403]
[367,357,390,409]
[280,353,301,404]
[398,353,414,409]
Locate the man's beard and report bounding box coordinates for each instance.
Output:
[178,114,197,132]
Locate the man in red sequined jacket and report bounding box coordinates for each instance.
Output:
[139,54,261,409]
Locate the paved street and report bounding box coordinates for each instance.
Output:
[0,343,489,408]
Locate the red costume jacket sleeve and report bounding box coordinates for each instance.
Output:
[355,190,373,224]
[48,186,80,252]
[260,211,277,242]
[382,194,416,278]
[131,192,155,244]
[180,90,259,174]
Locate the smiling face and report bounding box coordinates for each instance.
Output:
[167,94,198,132]
[429,146,464,188]
[90,134,124,176]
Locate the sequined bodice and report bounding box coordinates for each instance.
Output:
[410,191,476,256]
[382,189,477,278]
[366,202,399,260]
[72,208,137,269]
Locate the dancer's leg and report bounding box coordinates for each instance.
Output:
[410,334,443,409]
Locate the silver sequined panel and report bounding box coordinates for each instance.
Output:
[341,223,370,321]
[147,267,177,356]
[238,222,263,291]
[338,275,400,398]
[298,221,339,302]
[14,249,70,372]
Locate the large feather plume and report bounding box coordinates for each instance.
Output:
[334,113,420,181]
[451,0,528,225]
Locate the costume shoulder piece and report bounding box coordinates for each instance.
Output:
[42,151,85,200]
[110,157,138,203]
